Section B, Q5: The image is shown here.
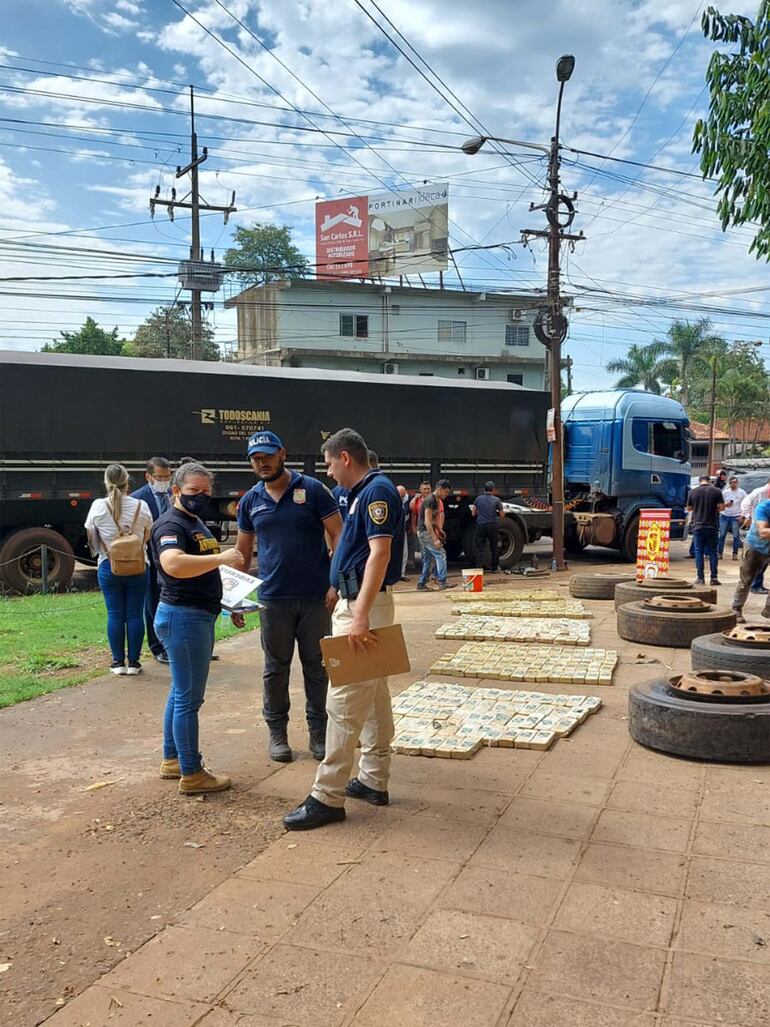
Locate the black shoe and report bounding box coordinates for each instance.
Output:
[268,727,293,763]
[438,582,457,591]
[710,578,722,586]
[152,650,170,665]
[695,578,706,586]
[416,584,430,592]
[210,653,220,661]
[400,576,410,582]
[308,729,326,762]
[283,795,346,831]
[751,586,769,595]
[346,777,389,806]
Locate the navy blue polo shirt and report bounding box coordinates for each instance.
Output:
[474,493,503,525]
[330,471,404,589]
[237,472,339,600]
[332,484,349,522]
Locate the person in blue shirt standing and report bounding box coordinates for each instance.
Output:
[731,496,770,622]
[471,480,504,572]
[132,457,173,664]
[234,431,343,763]
[284,427,405,831]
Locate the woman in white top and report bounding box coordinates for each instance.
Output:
[84,464,153,675]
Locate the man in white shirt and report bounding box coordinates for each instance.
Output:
[719,476,747,560]
[741,478,770,593]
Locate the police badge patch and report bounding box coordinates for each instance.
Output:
[368,500,388,525]
[293,489,307,504]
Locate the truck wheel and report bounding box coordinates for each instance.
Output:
[619,514,640,562]
[569,572,635,600]
[617,600,736,648]
[497,517,525,569]
[691,632,770,678]
[462,525,478,565]
[614,580,717,610]
[0,528,75,594]
[629,680,770,764]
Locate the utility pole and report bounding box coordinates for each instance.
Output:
[150,87,236,361]
[707,356,718,476]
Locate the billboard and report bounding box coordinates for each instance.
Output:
[316,184,449,279]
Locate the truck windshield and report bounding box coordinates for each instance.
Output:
[632,419,685,460]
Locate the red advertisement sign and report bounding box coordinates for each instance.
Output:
[636,509,672,582]
[315,196,369,278]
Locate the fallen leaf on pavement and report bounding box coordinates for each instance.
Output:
[184,841,205,849]
[83,779,124,792]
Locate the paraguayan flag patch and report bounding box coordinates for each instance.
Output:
[159,535,179,546]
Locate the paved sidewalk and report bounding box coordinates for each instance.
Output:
[48,563,770,1027]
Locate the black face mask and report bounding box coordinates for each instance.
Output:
[179,492,209,518]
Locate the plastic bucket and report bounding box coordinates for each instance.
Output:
[462,568,484,592]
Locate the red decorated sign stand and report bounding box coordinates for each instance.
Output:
[636,509,672,582]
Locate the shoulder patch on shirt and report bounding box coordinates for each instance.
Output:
[368,500,388,525]
[293,488,306,504]
[158,534,179,546]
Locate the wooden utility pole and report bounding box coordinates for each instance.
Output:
[707,356,718,475]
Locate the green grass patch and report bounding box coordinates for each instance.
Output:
[0,592,258,709]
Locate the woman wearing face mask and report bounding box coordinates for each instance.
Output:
[151,462,245,796]
[85,463,153,676]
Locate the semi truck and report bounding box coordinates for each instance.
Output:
[0,351,691,592]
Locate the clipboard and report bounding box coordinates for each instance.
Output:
[320,623,411,686]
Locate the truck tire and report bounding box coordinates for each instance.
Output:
[629,680,770,763]
[619,514,640,562]
[617,600,736,648]
[565,527,586,555]
[614,580,717,610]
[569,572,635,600]
[691,632,770,678]
[0,528,75,594]
[462,524,478,565]
[497,516,525,570]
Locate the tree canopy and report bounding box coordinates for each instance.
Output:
[693,3,770,259]
[42,316,126,356]
[606,342,667,393]
[223,222,309,286]
[126,305,220,361]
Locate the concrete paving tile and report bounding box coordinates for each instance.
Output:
[617,749,704,786]
[237,835,363,889]
[686,855,770,910]
[398,785,510,825]
[393,749,535,795]
[554,881,677,947]
[498,796,599,840]
[574,842,686,897]
[437,865,561,924]
[594,809,692,853]
[694,820,770,862]
[607,779,700,819]
[507,989,657,1026]
[223,943,381,1025]
[666,951,770,1026]
[369,813,488,863]
[535,747,624,781]
[100,925,264,1004]
[529,929,666,1010]
[520,770,611,806]
[352,963,510,1027]
[46,986,209,1026]
[198,1012,285,1027]
[177,876,322,939]
[401,907,539,985]
[286,851,458,956]
[675,898,770,962]
[471,824,581,879]
[700,776,770,826]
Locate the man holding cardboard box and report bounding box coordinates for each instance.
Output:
[284,428,405,831]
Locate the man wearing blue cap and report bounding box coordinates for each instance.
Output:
[234,431,343,763]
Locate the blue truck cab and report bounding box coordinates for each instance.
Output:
[560,390,691,560]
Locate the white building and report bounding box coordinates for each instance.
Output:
[226,279,550,388]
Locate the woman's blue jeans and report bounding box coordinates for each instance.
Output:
[97,562,148,664]
[154,602,216,775]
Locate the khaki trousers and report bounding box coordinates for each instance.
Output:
[311,590,395,807]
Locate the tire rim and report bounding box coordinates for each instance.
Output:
[722,624,770,648]
[643,595,712,613]
[668,670,770,703]
[637,577,691,590]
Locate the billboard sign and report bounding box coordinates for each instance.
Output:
[316,184,449,279]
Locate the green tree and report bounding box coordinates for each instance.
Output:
[223,222,309,286]
[606,342,667,393]
[693,3,770,259]
[42,316,126,356]
[655,318,725,408]
[126,306,220,361]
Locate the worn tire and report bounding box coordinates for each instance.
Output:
[0,528,75,594]
[614,580,717,610]
[619,514,640,562]
[617,600,736,648]
[629,680,770,763]
[691,632,770,678]
[497,516,525,570]
[569,572,635,600]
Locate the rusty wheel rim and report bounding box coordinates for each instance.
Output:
[668,670,770,703]
[722,624,770,648]
[637,577,691,590]
[644,594,711,612]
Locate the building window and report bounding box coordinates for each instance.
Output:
[505,324,529,347]
[340,314,368,338]
[507,373,524,385]
[438,319,466,345]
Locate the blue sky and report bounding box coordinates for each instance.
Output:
[0,0,766,390]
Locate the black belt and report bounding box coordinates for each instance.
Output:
[336,568,388,600]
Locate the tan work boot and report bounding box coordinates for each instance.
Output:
[160,758,181,779]
[179,767,232,796]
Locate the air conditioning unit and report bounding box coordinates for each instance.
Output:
[510,308,525,321]
[475,367,490,381]
[383,362,399,375]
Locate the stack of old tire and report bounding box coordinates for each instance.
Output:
[569,572,635,600]
[615,577,769,764]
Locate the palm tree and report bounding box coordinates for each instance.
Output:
[606,342,667,393]
[655,319,725,408]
